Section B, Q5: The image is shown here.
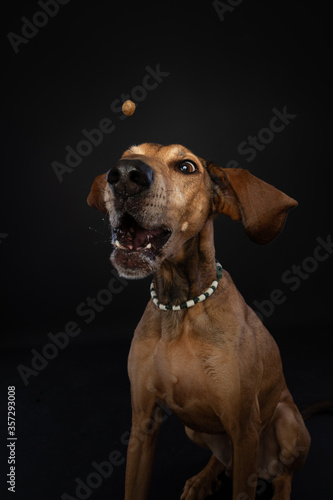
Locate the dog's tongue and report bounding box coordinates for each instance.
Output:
[130,226,163,250]
[113,213,171,252]
[131,227,149,249]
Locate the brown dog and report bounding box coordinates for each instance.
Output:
[87,143,311,500]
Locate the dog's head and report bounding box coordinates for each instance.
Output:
[87,143,297,279]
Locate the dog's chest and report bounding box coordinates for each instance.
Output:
[151,337,225,433]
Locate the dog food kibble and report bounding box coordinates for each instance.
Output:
[122,100,136,117]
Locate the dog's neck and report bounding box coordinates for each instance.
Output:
[153,219,217,306]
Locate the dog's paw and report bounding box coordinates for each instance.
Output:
[180,472,221,500]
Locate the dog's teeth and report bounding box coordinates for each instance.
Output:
[145,242,152,249]
[115,240,126,249]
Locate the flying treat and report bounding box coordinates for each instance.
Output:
[122,100,136,117]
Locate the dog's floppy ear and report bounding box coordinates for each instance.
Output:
[205,162,298,244]
[87,173,108,213]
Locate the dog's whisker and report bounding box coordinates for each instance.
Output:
[88,226,109,236]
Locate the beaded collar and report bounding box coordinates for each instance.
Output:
[150,261,223,311]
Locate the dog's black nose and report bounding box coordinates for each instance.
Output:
[107,159,154,198]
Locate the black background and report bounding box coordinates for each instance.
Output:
[1,1,332,499]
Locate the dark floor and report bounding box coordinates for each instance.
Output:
[1,326,332,500]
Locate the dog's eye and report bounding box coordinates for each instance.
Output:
[176,161,197,174]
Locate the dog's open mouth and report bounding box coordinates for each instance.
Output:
[112,213,171,255]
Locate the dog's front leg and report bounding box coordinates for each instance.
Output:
[124,403,162,500]
[231,424,259,500]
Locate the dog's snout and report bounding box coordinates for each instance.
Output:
[107,159,154,198]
